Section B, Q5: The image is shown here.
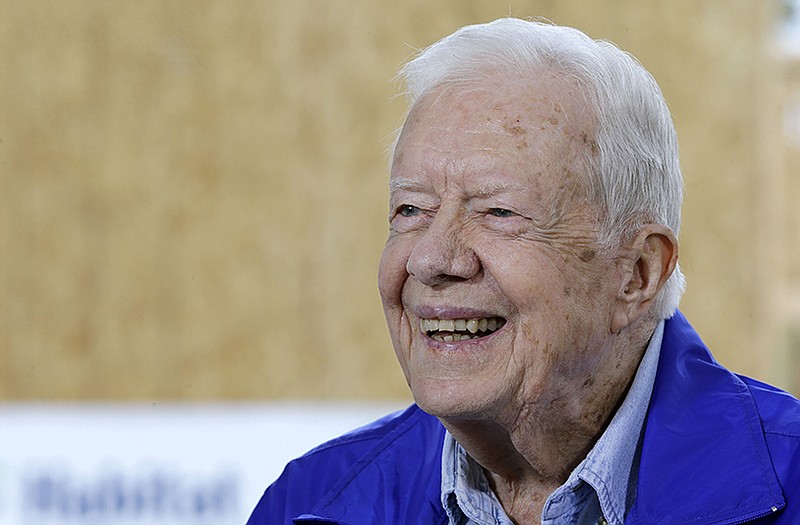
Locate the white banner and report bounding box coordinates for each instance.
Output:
[0,402,405,525]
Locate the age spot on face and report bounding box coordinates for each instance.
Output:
[504,117,528,137]
[580,132,600,156]
[503,117,529,148]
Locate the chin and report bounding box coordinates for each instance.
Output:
[410,380,499,421]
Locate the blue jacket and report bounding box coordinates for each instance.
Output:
[248,313,800,524]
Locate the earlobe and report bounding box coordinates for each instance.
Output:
[611,225,678,333]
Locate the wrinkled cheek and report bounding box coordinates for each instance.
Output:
[377,239,413,373]
[383,305,414,388]
[377,238,408,308]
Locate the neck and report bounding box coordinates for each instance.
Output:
[440,324,654,523]
[442,418,559,523]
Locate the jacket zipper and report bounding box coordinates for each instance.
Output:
[726,503,782,524]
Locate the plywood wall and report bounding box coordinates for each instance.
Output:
[0,0,790,400]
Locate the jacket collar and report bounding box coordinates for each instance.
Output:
[628,312,785,524]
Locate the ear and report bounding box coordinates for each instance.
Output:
[611,225,679,333]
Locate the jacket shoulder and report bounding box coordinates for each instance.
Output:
[247,404,444,525]
[739,376,800,523]
[739,375,800,437]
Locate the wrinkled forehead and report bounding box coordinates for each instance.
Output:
[393,73,597,164]
[391,73,599,189]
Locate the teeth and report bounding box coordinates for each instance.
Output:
[419,316,506,341]
[438,319,455,332]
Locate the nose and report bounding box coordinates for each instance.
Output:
[406,208,480,286]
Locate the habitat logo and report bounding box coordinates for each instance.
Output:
[14,464,239,525]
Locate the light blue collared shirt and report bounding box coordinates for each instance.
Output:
[441,321,665,525]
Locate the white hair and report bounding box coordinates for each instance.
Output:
[395,18,685,320]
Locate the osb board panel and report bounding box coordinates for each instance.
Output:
[0,0,783,399]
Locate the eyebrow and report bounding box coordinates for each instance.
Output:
[388,178,428,193]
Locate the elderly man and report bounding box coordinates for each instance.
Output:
[249,18,800,525]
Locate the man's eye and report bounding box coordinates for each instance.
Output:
[488,208,515,218]
[398,204,421,217]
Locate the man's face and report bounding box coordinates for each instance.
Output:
[378,75,632,425]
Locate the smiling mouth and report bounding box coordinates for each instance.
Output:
[419,317,507,342]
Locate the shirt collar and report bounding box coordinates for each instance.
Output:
[441,432,514,525]
[441,320,665,525]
